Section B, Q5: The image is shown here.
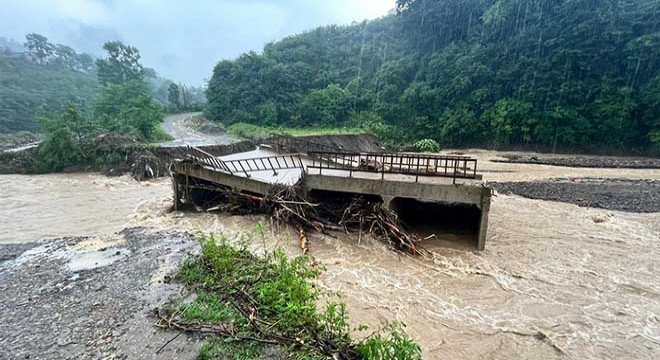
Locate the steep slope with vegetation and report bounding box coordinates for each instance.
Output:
[0,37,98,132]
[29,40,167,173]
[206,0,660,153]
[0,33,206,134]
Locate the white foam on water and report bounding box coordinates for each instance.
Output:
[2,151,660,359]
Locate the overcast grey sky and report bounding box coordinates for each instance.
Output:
[0,0,396,85]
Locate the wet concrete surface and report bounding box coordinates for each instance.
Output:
[0,228,201,359]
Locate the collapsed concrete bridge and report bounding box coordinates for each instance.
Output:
[171,135,492,250]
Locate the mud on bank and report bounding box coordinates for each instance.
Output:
[493,178,660,213]
[0,228,202,359]
[492,154,660,169]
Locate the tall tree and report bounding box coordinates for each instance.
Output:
[92,40,164,140]
[24,33,54,64]
[53,44,76,68]
[95,41,144,85]
[76,53,95,73]
[168,83,181,110]
[180,84,190,110]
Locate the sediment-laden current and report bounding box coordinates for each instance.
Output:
[1,151,659,359]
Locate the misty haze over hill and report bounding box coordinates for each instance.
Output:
[0,0,395,85]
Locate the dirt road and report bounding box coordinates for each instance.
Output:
[159,112,237,147]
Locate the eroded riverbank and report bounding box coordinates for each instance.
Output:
[1,150,659,359]
[0,229,201,359]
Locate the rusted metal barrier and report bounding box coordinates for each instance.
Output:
[307,152,478,182]
[185,146,303,178]
[185,146,232,172]
[222,154,304,177]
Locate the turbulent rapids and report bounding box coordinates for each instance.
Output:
[1,150,660,359]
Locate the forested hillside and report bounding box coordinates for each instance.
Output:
[0,34,206,133]
[0,43,98,132]
[206,0,660,153]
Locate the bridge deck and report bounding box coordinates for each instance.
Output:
[172,147,492,250]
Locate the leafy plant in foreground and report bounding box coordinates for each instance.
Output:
[357,323,421,360]
[171,232,422,359]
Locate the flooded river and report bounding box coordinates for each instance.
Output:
[1,151,659,359]
[0,173,168,243]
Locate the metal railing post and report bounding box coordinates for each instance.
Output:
[266,158,277,176]
[237,161,250,178]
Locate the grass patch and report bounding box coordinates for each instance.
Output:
[227,122,365,140]
[181,292,239,324]
[199,338,264,360]
[161,232,421,359]
[150,126,175,142]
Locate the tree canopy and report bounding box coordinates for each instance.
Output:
[205,0,660,153]
[1,33,204,133]
[95,41,144,85]
[0,50,98,133]
[31,40,167,171]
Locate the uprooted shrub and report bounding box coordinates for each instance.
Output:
[156,232,422,360]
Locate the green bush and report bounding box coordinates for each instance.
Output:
[413,139,441,153]
[227,122,275,140]
[199,338,264,360]
[357,323,422,360]
[256,251,320,331]
[173,232,422,359]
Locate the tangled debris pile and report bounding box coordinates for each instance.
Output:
[185,179,430,257]
[130,151,163,180]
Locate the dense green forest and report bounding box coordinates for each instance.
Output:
[0,34,205,134]
[30,40,167,172]
[0,43,98,132]
[206,0,660,153]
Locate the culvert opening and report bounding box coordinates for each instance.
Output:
[308,189,383,205]
[389,197,481,249]
[184,177,231,209]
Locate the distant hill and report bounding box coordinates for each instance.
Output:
[0,34,206,134]
[0,53,99,132]
[0,36,25,53]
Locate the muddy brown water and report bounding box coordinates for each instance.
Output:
[1,150,659,359]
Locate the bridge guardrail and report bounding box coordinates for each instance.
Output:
[184,146,478,182]
[307,151,478,183]
[185,146,303,178]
